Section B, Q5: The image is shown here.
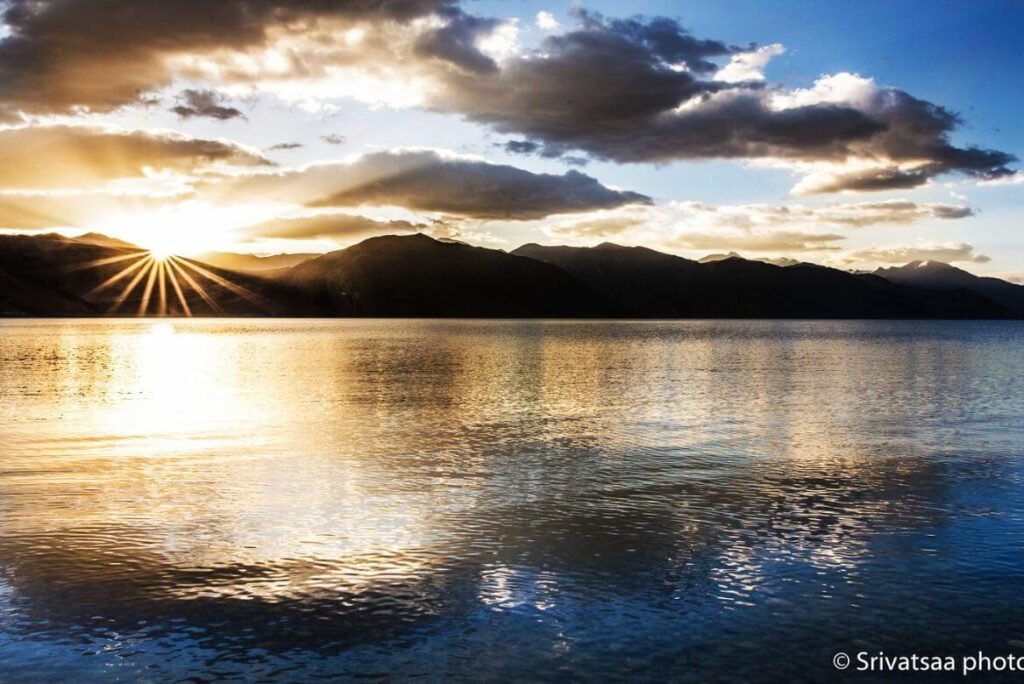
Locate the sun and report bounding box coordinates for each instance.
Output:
[148,244,175,261]
[94,200,265,259]
[136,227,193,260]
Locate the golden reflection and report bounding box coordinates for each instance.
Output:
[0,321,971,612]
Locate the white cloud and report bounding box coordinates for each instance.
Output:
[535,11,560,32]
[771,72,879,110]
[844,242,991,265]
[714,43,784,83]
[537,198,978,259]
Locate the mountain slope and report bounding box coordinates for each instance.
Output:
[282,233,607,316]
[513,243,1013,319]
[1,233,1018,319]
[876,261,1024,315]
[511,243,706,316]
[72,232,141,250]
[0,234,310,316]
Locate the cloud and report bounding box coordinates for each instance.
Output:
[170,89,244,120]
[413,6,506,74]
[980,171,1024,186]
[497,138,589,165]
[667,230,846,253]
[793,166,932,194]
[544,198,973,244]
[845,242,991,265]
[424,14,1014,189]
[0,2,1013,194]
[714,43,784,83]
[670,199,974,229]
[280,149,647,219]
[541,198,976,256]
[0,189,177,230]
[240,212,422,240]
[546,214,650,239]
[501,140,541,156]
[990,272,1024,285]
[0,0,453,116]
[542,204,847,254]
[0,124,268,190]
[320,134,347,145]
[268,142,304,151]
[536,11,560,31]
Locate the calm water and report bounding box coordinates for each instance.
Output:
[2,319,1024,682]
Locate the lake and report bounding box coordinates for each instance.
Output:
[2,319,1024,681]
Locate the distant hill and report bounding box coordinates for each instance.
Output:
[0,232,1018,318]
[698,251,742,264]
[513,243,1013,319]
[875,261,1024,315]
[72,232,142,250]
[198,252,317,272]
[282,233,607,317]
[760,256,802,268]
[700,252,800,267]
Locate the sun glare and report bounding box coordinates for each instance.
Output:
[94,201,273,259]
[148,245,174,261]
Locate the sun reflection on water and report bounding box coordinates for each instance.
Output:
[1,320,1023,680]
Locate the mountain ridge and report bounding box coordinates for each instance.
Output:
[0,232,1018,318]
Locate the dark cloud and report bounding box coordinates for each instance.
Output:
[501,140,541,156]
[802,167,931,194]
[573,8,732,75]
[424,12,1015,187]
[320,134,347,145]
[268,142,304,151]
[931,205,975,220]
[170,89,245,120]
[413,6,501,74]
[0,0,453,116]
[498,139,590,166]
[499,139,593,168]
[305,150,650,219]
[242,212,422,240]
[443,63,882,165]
[434,16,727,157]
[425,13,885,163]
[0,125,268,189]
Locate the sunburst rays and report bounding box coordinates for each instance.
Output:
[70,250,272,316]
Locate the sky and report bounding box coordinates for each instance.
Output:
[0,0,1021,276]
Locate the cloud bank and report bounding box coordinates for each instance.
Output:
[0,2,1012,192]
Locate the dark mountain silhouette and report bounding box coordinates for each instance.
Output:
[875,261,1024,315]
[0,232,1018,318]
[0,234,312,316]
[512,243,1013,319]
[282,233,607,316]
[72,232,141,250]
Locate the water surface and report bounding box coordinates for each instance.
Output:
[2,319,1024,681]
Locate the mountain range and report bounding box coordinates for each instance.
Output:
[0,232,1021,318]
